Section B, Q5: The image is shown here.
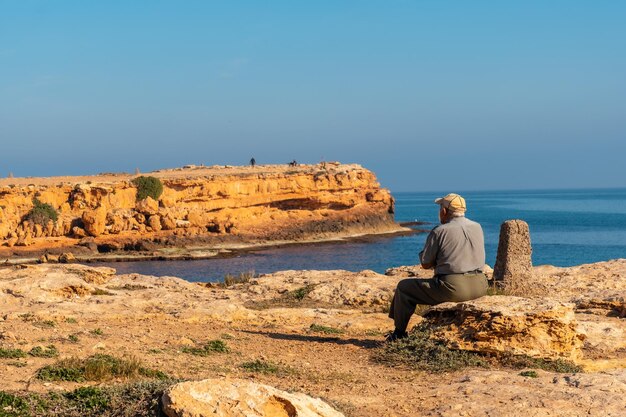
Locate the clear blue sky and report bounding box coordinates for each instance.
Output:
[1,1,625,191]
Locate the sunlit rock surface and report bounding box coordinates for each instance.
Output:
[0,163,404,258]
[162,378,345,417]
[425,296,585,360]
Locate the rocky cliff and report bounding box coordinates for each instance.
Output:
[0,163,403,258]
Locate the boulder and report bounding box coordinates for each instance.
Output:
[78,237,99,252]
[162,378,344,417]
[161,214,177,230]
[71,226,88,238]
[160,195,177,208]
[424,296,585,361]
[82,206,108,237]
[39,254,59,264]
[46,254,60,263]
[148,215,162,232]
[59,252,76,264]
[135,197,159,216]
[107,211,129,234]
[134,212,146,224]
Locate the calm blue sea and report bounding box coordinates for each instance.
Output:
[92,189,626,282]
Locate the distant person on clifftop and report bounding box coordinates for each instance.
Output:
[250,158,256,167]
[386,193,487,342]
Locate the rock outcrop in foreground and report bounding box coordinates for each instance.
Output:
[162,379,344,417]
[425,297,585,360]
[0,259,625,416]
[0,163,404,259]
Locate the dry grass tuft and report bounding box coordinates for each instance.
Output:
[223,271,256,287]
[36,354,167,382]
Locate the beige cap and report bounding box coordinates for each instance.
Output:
[434,193,466,213]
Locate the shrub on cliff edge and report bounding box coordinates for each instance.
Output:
[25,198,59,226]
[132,176,163,201]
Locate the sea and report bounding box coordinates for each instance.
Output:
[92,188,626,282]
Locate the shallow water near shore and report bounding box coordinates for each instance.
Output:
[92,188,626,282]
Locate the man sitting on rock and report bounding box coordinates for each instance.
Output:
[387,193,488,342]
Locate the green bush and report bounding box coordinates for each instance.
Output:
[240,359,279,374]
[0,391,29,417]
[0,380,175,417]
[181,340,230,356]
[132,176,163,201]
[64,386,109,412]
[29,345,59,358]
[0,348,27,359]
[292,284,315,301]
[25,198,58,226]
[377,324,488,372]
[36,354,168,382]
[497,352,582,373]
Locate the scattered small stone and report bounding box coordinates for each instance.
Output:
[58,252,76,263]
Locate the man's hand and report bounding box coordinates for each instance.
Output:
[419,249,434,270]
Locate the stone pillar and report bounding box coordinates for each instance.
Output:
[493,220,533,283]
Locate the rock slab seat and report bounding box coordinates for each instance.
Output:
[162,378,345,417]
[424,296,585,361]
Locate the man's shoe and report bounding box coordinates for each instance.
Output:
[384,329,408,343]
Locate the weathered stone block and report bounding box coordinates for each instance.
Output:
[135,196,159,216]
[162,378,344,417]
[424,296,585,360]
[493,219,533,282]
[148,215,162,232]
[82,206,107,237]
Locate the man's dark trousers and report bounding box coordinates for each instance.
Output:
[389,272,488,333]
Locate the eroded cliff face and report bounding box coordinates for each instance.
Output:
[0,163,400,253]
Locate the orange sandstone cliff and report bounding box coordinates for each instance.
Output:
[0,163,405,260]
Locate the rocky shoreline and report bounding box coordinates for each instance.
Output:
[0,260,624,416]
[0,163,410,265]
[1,226,417,266]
